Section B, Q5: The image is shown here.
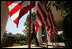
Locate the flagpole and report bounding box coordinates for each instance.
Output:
[55,33,58,48]
[54,32,56,47]
[45,25,48,48]
[51,34,54,48]
[28,1,31,48]
[54,33,57,48]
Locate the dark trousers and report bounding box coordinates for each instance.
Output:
[31,33,39,45]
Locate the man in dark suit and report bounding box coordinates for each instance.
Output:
[31,22,39,46]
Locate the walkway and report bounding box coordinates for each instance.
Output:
[5,42,65,48]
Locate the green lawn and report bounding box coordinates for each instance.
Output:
[12,43,21,46]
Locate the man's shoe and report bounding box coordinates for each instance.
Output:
[35,44,39,47]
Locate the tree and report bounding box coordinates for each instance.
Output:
[24,12,36,27]
[23,12,36,42]
[14,33,26,43]
[3,31,7,37]
[46,1,71,48]
[46,1,71,16]
[23,12,47,43]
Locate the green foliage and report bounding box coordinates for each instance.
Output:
[20,41,28,45]
[11,33,28,46]
[1,31,13,47]
[22,12,36,44]
[2,31,28,47]
[14,33,26,43]
[3,31,7,37]
[47,1,71,17]
[24,12,36,27]
[23,12,36,41]
[23,12,46,43]
[23,12,48,43]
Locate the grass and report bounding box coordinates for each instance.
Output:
[2,43,21,48]
[12,43,21,46]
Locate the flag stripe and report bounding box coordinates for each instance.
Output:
[48,11,54,34]
[10,10,20,21]
[35,1,58,37]
[37,11,44,25]
[37,8,47,26]
[47,27,51,37]
[9,2,22,17]
[13,16,19,24]
[7,1,35,27]
[48,9,57,34]
[21,1,30,9]
[37,3,49,27]
[35,20,39,27]
[8,1,22,12]
[49,12,54,27]
[7,1,15,6]
[39,2,48,17]
[36,17,42,26]
[19,4,31,18]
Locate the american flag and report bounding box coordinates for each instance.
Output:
[35,1,58,37]
[7,1,35,27]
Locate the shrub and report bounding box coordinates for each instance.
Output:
[20,41,27,45]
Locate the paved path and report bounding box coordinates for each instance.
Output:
[5,42,65,48]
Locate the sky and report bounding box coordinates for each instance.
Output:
[6,9,34,34]
[5,9,63,35]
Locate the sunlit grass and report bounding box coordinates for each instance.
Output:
[12,43,21,46]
